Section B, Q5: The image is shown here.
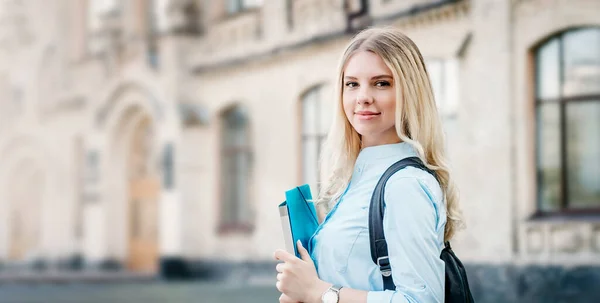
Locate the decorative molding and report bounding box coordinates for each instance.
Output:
[191,0,469,72]
[95,81,164,128]
[526,226,544,254]
[592,225,600,253]
[521,220,600,261]
[201,8,262,56]
[191,29,347,73]
[386,0,471,30]
[40,94,86,117]
[550,225,584,254]
[291,0,345,33]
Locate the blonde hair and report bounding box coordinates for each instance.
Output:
[317,27,464,241]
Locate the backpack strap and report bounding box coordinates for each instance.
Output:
[368,156,437,291]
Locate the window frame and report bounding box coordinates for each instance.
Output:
[217,105,254,234]
[300,85,329,193]
[534,27,600,215]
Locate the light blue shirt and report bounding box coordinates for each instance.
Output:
[309,142,446,303]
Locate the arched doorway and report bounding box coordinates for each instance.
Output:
[7,161,43,261]
[92,80,176,273]
[125,117,159,272]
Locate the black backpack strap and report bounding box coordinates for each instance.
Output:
[368,156,436,291]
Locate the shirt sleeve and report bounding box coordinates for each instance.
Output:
[366,174,445,303]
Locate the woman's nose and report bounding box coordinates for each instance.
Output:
[356,93,373,105]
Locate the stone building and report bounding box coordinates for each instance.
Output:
[0,0,598,301]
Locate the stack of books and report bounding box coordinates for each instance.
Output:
[278,184,318,257]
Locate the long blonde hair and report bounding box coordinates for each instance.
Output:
[317,27,464,241]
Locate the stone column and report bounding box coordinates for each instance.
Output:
[456,0,514,261]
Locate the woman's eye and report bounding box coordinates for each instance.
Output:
[345,81,358,88]
[375,81,391,87]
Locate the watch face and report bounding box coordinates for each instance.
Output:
[322,291,338,303]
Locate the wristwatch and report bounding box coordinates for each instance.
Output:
[321,284,343,303]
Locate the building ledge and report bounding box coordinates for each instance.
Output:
[189,0,469,73]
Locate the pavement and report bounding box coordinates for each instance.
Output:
[0,280,280,303]
[0,270,156,284]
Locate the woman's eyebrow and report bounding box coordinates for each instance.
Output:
[343,75,393,80]
[371,75,393,80]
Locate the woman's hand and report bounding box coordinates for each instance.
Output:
[274,240,331,303]
[278,293,299,303]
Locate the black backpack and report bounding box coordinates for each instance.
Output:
[368,157,475,303]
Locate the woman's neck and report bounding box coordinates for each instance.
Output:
[360,135,401,149]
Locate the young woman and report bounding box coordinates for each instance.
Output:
[274,27,464,303]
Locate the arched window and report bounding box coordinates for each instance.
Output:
[301,85,332,192]
[535,27,600,212]
[220,105,253,230]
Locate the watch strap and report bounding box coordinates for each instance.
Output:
[330,284,343,294]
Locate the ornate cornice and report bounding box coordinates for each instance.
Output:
[386,0,471,30]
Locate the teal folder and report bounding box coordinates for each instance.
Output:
[278,184,319,258]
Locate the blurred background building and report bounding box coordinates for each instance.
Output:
[0,0,598,302]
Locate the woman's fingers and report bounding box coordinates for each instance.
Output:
[274,249,297,263]
[296,240,312,262]
[276,262,285,273]
[279,293,297,303]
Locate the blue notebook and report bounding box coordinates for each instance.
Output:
[278,184,319,258]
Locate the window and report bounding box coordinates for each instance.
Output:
[220,105,253,230]
[144,0,160,68]
[88,0,119,31]
[535,27,600,213]
[226,0,262,15]
[162,143,174,190]
[425,58,459,119]
[425,58,460,149]
[301,86,332,192]
[87,0,120,54]
[75,137,84,239]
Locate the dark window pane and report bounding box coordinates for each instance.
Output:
[566,101,600,209]
[235,151,250,222]
[426,59,444,108]
[223,106,248,148]
[302,90,318,135]
[302,87,325,192]
[563,28,600,97]
[225,106,248,129]
[537,103,562,211]
[221,152,234,223]
[222,148,251,224]
[536,38,560,100]
[319,88,333,134]
[221,105,251,225]
[227,0,243,14]
[162,143,174,189]
[302,137,319,190]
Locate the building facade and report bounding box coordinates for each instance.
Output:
[0,0,599,301]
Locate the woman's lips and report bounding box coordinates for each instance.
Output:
[355,111,381,120]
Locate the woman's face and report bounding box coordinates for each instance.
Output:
[342,51,401,147]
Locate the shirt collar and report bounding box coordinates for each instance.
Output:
[355,142,418,169]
